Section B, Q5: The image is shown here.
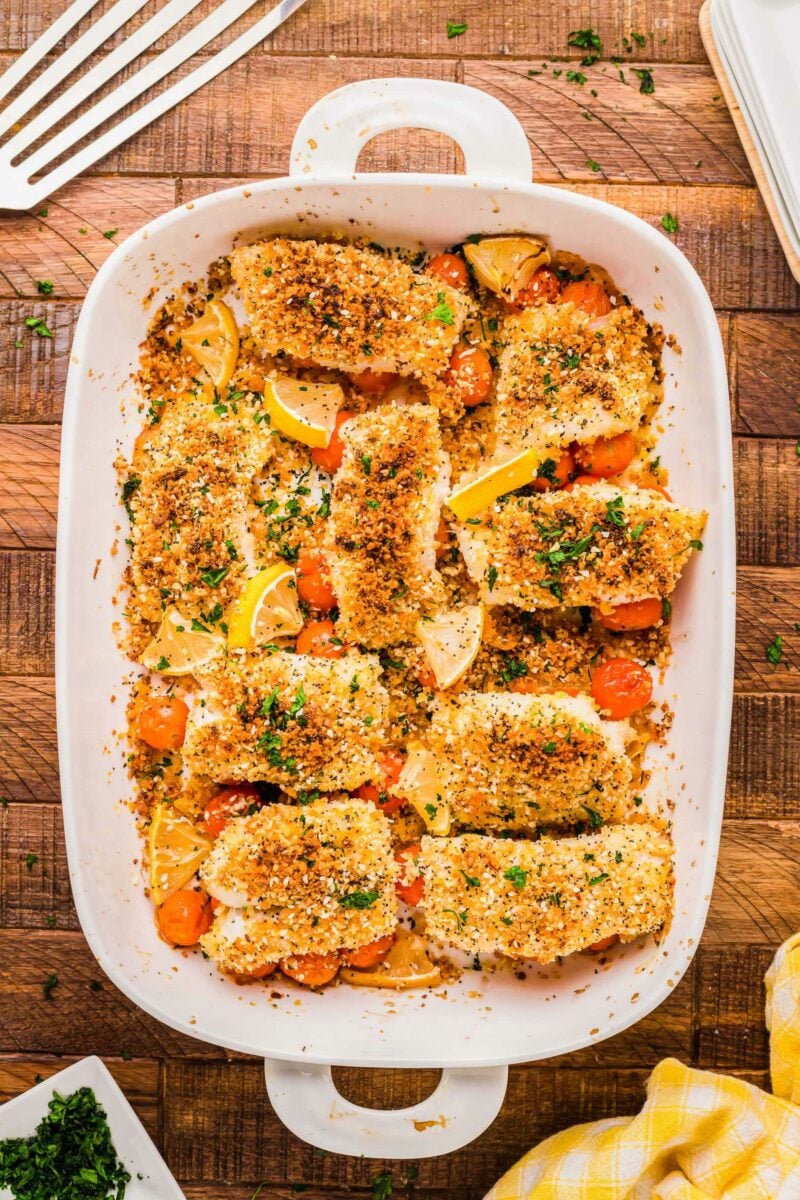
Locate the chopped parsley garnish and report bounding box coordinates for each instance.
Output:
[582,805,604,827]
[25,852,38,871]
[688,539,704,552]
[547,892,562,907]
[424,802,438,819]
[372,1171,393,1200]
[25,316,52,338]
[446,20,468,38]
[503,866,528,890]
[566,70,587,85]
[349,673,360,693]
[766,635,783,665]
[498,654,529,687]
[35,279,54,295]
[42,973,59,1001]
[102,228,119,239]
[536,458,558,485]
[224,538,238,560]
[588,873,610,885]
[604,495,626,527]
[661,597,672,621]
[155,656,170,672]
[541,741,557,755]
[424,292,455,325]
[568,28,602,53]
[360,453,372,475]
[634,67,655,94]
[661,212,679,234]
[339,890,380,909]
[487,565,499,592]
[199,566,229,587]
[460,869,481,889]
[443,908,468,929]
[586,157,602,173]
[121,474,141,521]
[0,1085,131,1199]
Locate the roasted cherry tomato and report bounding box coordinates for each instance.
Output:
[279,952,340,987]
[311,409,353,474]
[435,514,451,560]
[354,749,407,816]
[596,598,664,632]
[560,279,612,317]
[395,843,424,907]
[514,266,562,307]
[591,657,653,719]
[588,934,619,953]
[296,619,344,658]
[426,252,470,290]
[575,432,636,478]
[533,448,575,492]
[156,889,212,946]
[350,369,398,396]
[342,935,395,969]
[444,345,493,407]
[296,550,337,611]
[138,696,189,750]
[202,785,263,838]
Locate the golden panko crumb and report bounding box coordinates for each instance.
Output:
[457,482,706,609]
[326,403,450,648]
[421,823,673,961]
[230,238,472,385]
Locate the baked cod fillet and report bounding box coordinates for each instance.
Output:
[493,303,661,454]
[200,799,397,970]
[230,238,471,386]
[183,652,388,793]
[325,403,450,648]
[421,824,673,961]
[429,691,635,831]
[457,481,706,609]
[124,390,272,628]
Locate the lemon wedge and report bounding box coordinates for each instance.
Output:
[340,930,442,990]
[463,236,550,299]
[446,447,540,521]
[227,564,303,650]
[170,299,239,391]
[416,605,484,690]
[148,802,213,905]
[263,378,344,448]
[394,743,450,836]
[140,607,225,676]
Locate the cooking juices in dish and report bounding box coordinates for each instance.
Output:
[120,234,705,991]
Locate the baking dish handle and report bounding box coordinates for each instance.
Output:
[289,77,532,182]
[264,1058,508,1158]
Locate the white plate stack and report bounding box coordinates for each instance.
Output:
[703,0,800,280]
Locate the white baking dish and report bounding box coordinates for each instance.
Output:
[57,79,735,1158]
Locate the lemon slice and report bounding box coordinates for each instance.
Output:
[140,607,225,676]
[463,236,550,299]
[394,743,450,836]
[227,564,303,650]
[416,605,484,690]
[171,299,240,391]
[340,930,442,990]
[263,378,344,448]
[446,447,540,521]
[148,802,213,905]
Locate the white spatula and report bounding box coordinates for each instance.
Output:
[0,0,308,211]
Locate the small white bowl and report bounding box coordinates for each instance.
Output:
[0,1056,184,1199]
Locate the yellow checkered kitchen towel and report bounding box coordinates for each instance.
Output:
[486,934,800,1199]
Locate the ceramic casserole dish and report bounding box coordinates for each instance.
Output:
[57,78,735,1158]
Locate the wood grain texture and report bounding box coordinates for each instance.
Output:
[0,678,59,804]
[0,303,78,423]
[733,438,800,567]
[733,315,800,437]
[0,0,709,61]
[0,1056,161,1137]
[0,426,59,549]
[0,179,176,300]
[465,61,750,184]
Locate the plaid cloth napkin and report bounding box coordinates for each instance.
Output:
[485,934,800,1199]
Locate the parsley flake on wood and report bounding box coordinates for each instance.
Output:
[0,1085,132,1199]
[766,635,783,665]
[634,67,655,94]
[661,212,679,234]
[372,1171,393,1200]
[567,28,602,54]
[42,973,59,1001]
[25,316,52,339]
[446,20,468,38]
[35,280,54,295]
[586,158,602,173]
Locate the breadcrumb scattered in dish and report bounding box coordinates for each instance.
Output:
[494,303,661,453]
[420,823,673,961]
[182,652,389,793]
[325,403,451,648]
[230,238,472,385]
[457,482,706,609]
[429,690,635,831]
[200,799,397,967]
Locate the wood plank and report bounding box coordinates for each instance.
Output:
[465,62,750,184]
[178,178,800,311]
[0,678,59,805]
[0,0,710,61]
[6,431,795,564]
[0,302,78,423]
[0,426,59,550]
[727,694,800,819]
[0,800,76,930]
[734,566,800,693]
[733,315,800,438]
[733,438,800,567]
[0,179,176,300]
[693,945,774,1070]
[162,1060,766,1189]
[4,552,797,685]
[0,1055,161,1139]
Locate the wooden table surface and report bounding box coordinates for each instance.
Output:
[1,2,799,1197]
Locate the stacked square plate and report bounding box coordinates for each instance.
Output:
[702,0,800,281]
